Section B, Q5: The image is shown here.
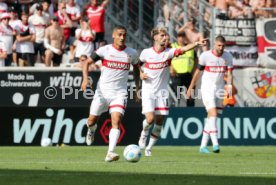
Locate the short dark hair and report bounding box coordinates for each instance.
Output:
[113,25,127,32]
[177,31,186,37]
[215,35,226,43]
[80,54,88,59]
[36,4,43,11]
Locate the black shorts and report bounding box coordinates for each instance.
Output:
[52,53,63,66]
[17,53,35,66]
[94,32,104,42]
[34,42,45,56]
[5,54,13,66]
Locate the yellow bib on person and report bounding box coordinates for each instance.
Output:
[171,42,195,74]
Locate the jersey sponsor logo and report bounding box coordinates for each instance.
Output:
[33,24,47,28]
[145,60,171,69]
[102,59,130,70]
[79,36,93,42]
[205,66,227,73]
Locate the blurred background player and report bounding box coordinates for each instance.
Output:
[44,16,65,67]
[0,39,7,66]
[81,25,140,162]
[55,1,72,53]
[138,27,207,157]
[0,12,14,66]
[85,0,109,49]
[74,16,95,63]
[15,11,36,66]
[187,35,233,154]
[28,4,50,64]
[65,0,81,62]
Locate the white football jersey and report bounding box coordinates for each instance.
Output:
[199,50,233,88]
[95,44,138,91]
[140,47,177,96]
[0,3,7,14]
[0,23,14,54]
[28,14,49,43]
[15,22,35,53]
[66,4,81,27]
[0,40,7,66]
[75,28,94,58]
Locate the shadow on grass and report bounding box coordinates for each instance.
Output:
[0,169,275,185]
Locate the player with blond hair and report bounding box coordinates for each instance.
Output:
[137,27,207,156]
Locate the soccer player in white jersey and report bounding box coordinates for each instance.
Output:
[187,35,233,154]
[137,27,207,157]
[81,25,140,162]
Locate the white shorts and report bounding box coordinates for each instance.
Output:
[142,95,169,115]
[89,89,127,116]
[201,87,224,114]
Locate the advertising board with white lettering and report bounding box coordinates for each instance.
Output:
[215,18,256,45]
[0,107,275,146]
[158,107,276,145]
[225,46,258,67]
[0,68,139,107]
[0,107,143,146]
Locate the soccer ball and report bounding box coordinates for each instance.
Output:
[123,144,142,162]
[41,138,52,147]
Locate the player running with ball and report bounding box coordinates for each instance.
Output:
[81,25,140,162]
[137,27,207,156]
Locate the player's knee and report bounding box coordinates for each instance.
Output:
[208,109,218,117]
[111,116,121,125]
[45,50,52,57]
[146,115,155,125]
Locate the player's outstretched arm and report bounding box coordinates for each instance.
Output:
[102,0,110,9]
[180,38,208,53]
[81,57,93,91]
[187,68,201,99]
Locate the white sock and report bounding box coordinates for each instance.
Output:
[142,119,152,136]
[200,131,210,148]
[200,119,211,147]
[146,124,161,150]
[87,123,97,132]
[208,117,219,146]
[108,128,120,153]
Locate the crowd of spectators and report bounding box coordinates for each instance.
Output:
[163,0,275,24]
[1,0,275,68]
[0,0,109,67]
[160,0,276,48]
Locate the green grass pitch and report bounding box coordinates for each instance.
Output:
[0,146,275,185]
